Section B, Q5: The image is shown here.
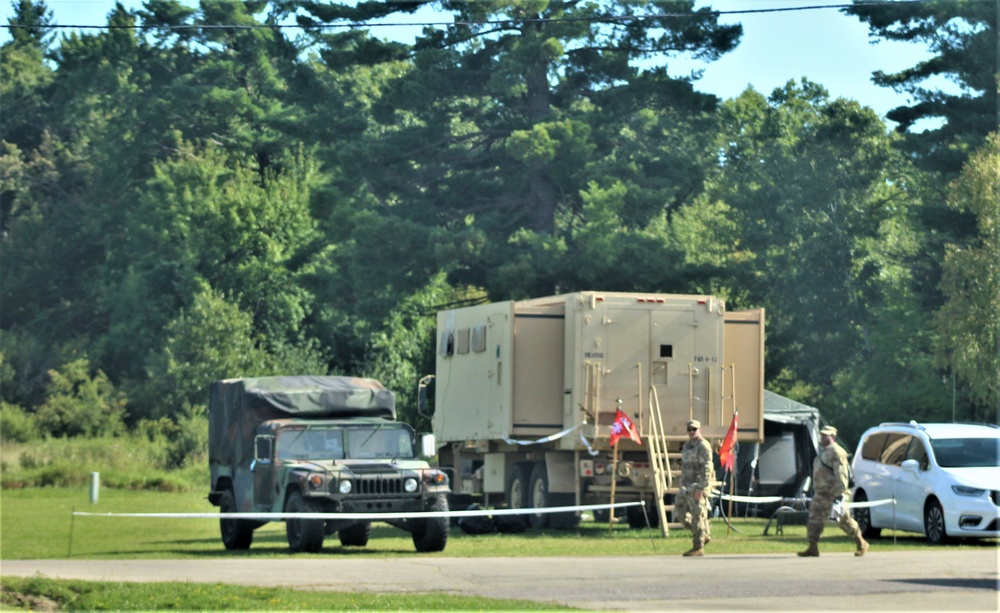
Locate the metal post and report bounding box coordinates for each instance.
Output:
[90,472,99,504]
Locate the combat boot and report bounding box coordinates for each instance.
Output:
[854,535,869,557]
[682,547,704,557]
[797,542,819,557]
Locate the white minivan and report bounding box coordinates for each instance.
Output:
[851,421,999,544]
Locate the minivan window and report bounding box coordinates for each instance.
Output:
[931,438,1000,468]
[861,432,890,460]
[880,433,911,466]
[904,437,929,470]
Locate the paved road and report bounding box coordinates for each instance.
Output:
[3,551,998,611]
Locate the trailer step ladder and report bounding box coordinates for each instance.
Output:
[646,385,671,537]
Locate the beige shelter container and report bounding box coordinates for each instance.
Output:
[432,291,764,530]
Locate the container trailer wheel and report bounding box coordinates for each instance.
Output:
[505,463,531,512]
[528,463,580,529]
[528,463,551,529]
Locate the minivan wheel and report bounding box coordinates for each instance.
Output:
[851,490,881,539]
[924,499,948,545]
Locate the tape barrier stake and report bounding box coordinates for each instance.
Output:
[68,506,75,558]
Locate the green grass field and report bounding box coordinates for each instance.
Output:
[3,486,994,559]
[2,487,995,611]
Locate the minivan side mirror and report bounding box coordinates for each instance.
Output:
[901,458,920,473]
[420,433,436,459]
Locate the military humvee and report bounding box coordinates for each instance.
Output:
[208,375,450,553]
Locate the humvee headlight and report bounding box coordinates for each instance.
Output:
[339,480,352,495]
[308,474,324,490]
[404,477,419,493]
[421,470,448,485]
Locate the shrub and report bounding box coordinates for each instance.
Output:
[34,358,127,438]
[0,402,38,442]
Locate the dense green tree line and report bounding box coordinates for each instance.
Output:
[1,0,996,448]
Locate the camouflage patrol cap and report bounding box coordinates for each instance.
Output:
[819,426,837,437]
[686,420,701,429]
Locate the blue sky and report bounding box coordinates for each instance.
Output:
[3,0,936,120]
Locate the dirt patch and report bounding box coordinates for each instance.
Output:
[0,585,61,612]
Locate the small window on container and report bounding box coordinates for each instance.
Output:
[660,345,673,358]
[471,324,487,352]
[456,328,470,354]
[439,331,454,357]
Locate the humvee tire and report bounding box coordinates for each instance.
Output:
[286,491,324,553]
[219,489,254,550]
[412,494,449,552]
[338,521,371,547]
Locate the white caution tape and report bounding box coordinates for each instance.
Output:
[712,491,895,508]
[503,423,582,446]
[501,423,600,456]
[72,501,644,521]
[716,493,784,504]
[845,498,895,509]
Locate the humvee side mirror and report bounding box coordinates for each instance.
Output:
[254,435,273,463]
[420,433,436,459]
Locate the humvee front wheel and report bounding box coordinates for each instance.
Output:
[338,521,371,547]
[286,491,324,553]
[412,494,449,553]
[219,489,253,550]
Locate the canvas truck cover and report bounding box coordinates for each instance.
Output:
[209,375,395,470]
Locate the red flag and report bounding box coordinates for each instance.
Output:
[609,409,641,446]
[719,411,738,472]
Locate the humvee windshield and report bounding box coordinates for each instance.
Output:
[277,425,414,461]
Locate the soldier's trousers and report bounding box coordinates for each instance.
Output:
[674,489,711,547]
[807,491,861,543]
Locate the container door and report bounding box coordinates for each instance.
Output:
[649,308,701,435]
[602,308,651,428]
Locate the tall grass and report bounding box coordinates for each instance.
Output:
[0,434,207,492]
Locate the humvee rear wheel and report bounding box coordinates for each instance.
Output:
[286,491,324,553]
[338,521,371,547]
[219,489,253,550]
[412,494,449,553]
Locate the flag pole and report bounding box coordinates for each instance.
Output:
[721,406,738,537]
[727,448,736,536]
[609,437,619,535]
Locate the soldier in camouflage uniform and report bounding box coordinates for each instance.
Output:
[675,419,714,557]
[798,425,868,557]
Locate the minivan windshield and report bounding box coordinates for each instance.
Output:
[930,437,999,468]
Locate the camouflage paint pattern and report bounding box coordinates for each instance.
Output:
[806,441,861,543]
[676,436,714,548]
